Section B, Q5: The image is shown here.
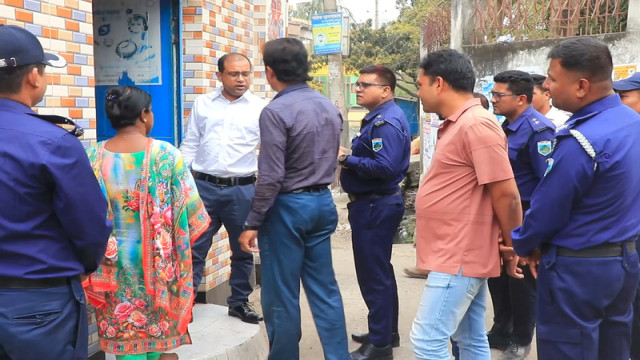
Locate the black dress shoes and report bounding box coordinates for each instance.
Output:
[351,332,400,348]
[350,343,393,360]
[228,302,263,324]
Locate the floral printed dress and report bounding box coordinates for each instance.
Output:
[85,139,210,355]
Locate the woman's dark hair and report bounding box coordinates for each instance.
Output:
[263,38,312,83]
[104,86,151,129]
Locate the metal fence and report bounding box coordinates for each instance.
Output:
[472,0,629,45]
[421,3,451,52]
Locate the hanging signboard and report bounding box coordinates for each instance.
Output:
[312,12,343,55]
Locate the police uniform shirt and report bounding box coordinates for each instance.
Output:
[340,100,411,195]
[502,105,556,202]
[0,98,112,279]
[512,94,640,255]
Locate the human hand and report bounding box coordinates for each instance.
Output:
[526,248,542,278]
[504,256,524,279]
[238,230,259,253]
[499,244,516,261]
[338,146,351,158]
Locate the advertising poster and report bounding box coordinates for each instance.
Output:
[94,0,162,85]
[268,0,285,40]
[311,12,343,55]
[613,64,637,81]
[422,113,442,172]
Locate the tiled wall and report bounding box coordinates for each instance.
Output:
[1,0,279,297]
[0,0,97,147]
[181,0,275,293]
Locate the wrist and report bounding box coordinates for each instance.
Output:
[243,222,259,231]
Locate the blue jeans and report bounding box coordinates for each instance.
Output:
[259,190,350,360]
[410,270,490,360]
[192,180,255,307]
[0,278,88,360]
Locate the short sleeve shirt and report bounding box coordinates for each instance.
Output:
[415,98,514,278]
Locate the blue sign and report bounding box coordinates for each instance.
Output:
[311,12,343,55]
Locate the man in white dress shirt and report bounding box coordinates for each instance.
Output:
[531,74,571,127]
[180,52,267,323]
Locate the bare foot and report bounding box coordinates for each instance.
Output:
[159,353,178,360]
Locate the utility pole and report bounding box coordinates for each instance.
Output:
[375,0,379,29]
[322,0,349,148]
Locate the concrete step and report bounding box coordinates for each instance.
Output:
[105,304,268,360]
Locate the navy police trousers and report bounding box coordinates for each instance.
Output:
[0,277,88,360]
[537,244,639,360]
[348,193,404,347]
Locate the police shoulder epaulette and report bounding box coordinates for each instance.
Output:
[528,117,550,133]
[374,120,387,127]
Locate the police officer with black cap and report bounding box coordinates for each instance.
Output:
[0,25,112,360]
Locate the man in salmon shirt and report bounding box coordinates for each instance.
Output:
[410,49,523,360]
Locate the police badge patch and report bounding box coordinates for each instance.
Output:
[372,138,383,152]
[538,140,552,156]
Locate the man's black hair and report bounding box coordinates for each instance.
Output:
[494,70,534,103]
[218,52,251,73]
[531,74,548,92]
[419,49,475,93]
[0,64,44,94]
[359,65,397,92]
[263,38,312,83]
[548,37,613,83]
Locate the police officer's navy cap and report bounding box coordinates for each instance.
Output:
[612,72,640,91]
[0,25,66,69]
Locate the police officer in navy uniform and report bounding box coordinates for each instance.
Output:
[512,37,640,360]
[488,70,555,360]
[0,25,112,360]
[339,65,411,360]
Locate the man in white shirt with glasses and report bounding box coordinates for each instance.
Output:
[180,52,267,323]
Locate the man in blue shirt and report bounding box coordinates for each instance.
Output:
[488,70,555,360]
[238,38,349,360]
[339,65,411,360]
[0,25,112,360]
[512,37,640,360]
[612,72,640,360]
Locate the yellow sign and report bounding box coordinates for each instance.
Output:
[613,64,637,81]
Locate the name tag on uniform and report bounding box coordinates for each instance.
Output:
[538,140,552,156]
[372,138,383,152]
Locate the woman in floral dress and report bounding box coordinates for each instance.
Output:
[83,86,210,360]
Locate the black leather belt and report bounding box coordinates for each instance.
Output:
[554,240,636,258]
[286,185,329,194]
[194,171,256,186]
[0,276,74,289]
[348,191,400,202]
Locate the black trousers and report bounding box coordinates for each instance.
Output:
[488,263,537,346]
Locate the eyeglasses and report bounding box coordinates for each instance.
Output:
[225,71,252,79]
[490,91,519,100]
[355,81,390,90]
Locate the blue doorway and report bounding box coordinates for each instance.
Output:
[93,0,181,145]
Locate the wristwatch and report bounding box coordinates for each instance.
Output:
[338,154,349,165]
[243,222,259,231]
